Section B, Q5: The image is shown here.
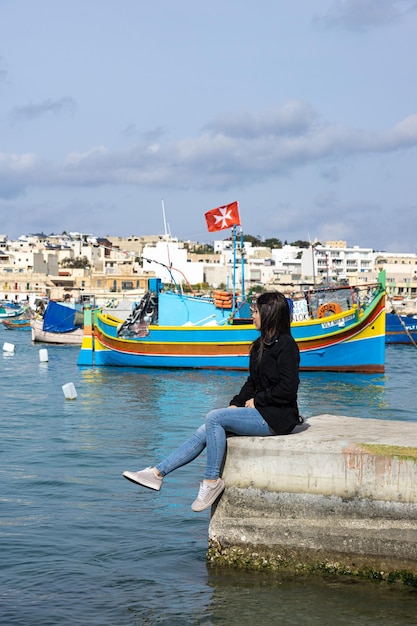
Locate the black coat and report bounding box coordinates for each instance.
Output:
[230,333,300,435]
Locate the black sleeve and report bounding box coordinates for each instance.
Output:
[229,375,257,406]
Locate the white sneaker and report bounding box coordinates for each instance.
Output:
[191,478,225,512]
[123,467,162,491]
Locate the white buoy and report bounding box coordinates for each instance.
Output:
[39,348,49,362]
[3,341,15,353]
[62,382,77,400]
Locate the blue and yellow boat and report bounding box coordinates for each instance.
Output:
[385,312,417,344]
[78,273,386,373]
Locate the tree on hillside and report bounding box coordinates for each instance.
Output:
[242,234,263,246]
[291,240,310,248]
[221,234,310,250]
[264,237,282,249]
[60,256,91,269]
[190,243,214,254]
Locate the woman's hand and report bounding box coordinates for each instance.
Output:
[245,398,255,408]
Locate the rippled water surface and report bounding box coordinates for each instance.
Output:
[1,330,416,625]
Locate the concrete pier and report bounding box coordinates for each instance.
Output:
[208,414,417,585]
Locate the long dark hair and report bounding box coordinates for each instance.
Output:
[250,291,291,359]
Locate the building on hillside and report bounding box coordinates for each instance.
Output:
[0,269,51,302]
[301,241,374,286]
[106,234,168,258]
[374,251,417,302]
[2,231,417,310]
[141,238,205,286]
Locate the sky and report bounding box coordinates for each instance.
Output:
[0,0,416,252]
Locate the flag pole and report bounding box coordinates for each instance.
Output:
[240,228,245,300]
[232,224,237,313]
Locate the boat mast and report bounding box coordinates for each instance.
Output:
[161,198,169,241]
[240,227,245,300]
[232,225,237,313]
[161,198,173,285]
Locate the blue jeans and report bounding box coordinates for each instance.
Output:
[155,407,275,480]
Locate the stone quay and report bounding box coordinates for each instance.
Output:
[208,414,417,586]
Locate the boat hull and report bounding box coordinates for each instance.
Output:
[385,313,417,344]
[0,306,25,319]
[31,318,84,344]
[2,319,31,330]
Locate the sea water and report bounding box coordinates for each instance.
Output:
[0,329,416,625]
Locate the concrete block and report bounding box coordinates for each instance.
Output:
[208,414,417,584]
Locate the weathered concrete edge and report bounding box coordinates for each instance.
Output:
[208,414,417,587]
[206,539,417,588]
[208,488,417,586]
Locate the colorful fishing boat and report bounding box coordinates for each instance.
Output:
[385,312,417,345]
[1,306,34,330]
[2,318,31,330]
[31,300,84,344]
[77,272,386,372]
[0,302,26,319]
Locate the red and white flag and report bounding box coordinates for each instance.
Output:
[204,201,241,232]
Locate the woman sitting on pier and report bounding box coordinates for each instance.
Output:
[123,291,301,512]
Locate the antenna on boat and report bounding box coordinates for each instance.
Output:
[161,198,173,283]
[161,198,169,241]
[308,233,317,290]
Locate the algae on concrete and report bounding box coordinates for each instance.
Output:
[358,443,417,463]
[207,540,417,588]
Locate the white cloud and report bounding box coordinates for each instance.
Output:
[1,103,417,198]
[205,101,317,138]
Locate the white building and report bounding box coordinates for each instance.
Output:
[142,239,205,285]
[301,241,374,285]
[374,251,417,300]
